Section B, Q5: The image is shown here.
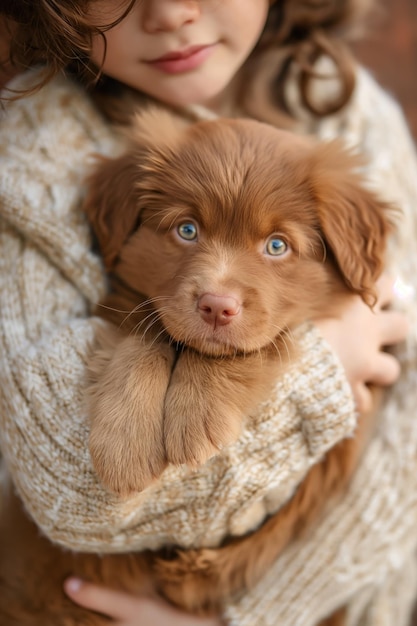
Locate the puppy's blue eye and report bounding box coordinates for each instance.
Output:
[177,222,197,241]
[265,237,288,256]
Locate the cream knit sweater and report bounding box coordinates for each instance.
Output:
[0,66,417,625]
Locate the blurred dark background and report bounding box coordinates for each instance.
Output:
[353,0,417,140]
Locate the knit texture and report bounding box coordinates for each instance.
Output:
[0,70,356,552]
[224,66,417,625]
[0,65,417,625]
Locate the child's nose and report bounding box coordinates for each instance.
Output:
[142,0,201,33]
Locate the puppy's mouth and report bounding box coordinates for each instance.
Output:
[157,290,271,356]
[193,334,241,356]
[176,337,253,358]
[165,323,265,358]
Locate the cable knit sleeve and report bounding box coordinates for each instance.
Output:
[223,68,417,626]
[0,72,357,553]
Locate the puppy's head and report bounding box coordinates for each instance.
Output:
[84,110,393,355]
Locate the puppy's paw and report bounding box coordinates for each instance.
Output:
[164,384,241,467]
[89,417,167,497]
[87,333,174,496]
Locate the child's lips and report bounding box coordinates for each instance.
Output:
[146,44,216,74]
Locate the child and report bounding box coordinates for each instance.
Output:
[0,1,416,624]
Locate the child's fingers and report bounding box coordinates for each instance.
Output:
[353,352,401,413]
[64,577,223,626]
[64,577,138,621]
[378,310,409,346]
[369,352,401,387]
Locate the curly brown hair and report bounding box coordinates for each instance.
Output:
[0,0,375,118]
[259,0,375,117]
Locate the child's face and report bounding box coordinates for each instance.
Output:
[89,0,269,109]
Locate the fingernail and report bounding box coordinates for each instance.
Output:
[65,577,83,593]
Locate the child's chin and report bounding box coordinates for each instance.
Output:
[156,76,230,110]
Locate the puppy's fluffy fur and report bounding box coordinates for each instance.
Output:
[86,112,389,498]
[0,112,392,625]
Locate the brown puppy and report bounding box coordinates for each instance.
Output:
[85,110,389,499]
[83,110,391,613]
[0,111,392,625]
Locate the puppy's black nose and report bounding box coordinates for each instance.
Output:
[198,293,241,327]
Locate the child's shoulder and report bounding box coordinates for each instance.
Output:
[0,70,117,157]
[302,62,411,151]
[352,66,407,122]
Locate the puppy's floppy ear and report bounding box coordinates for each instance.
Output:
[84,108,187,271]
[83,152,143,271]
[310,141,394,305]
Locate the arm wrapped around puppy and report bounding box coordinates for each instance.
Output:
[0,71,357,553]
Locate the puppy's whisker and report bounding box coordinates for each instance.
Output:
[142,208,170,220]
[141,209,167,226]
[131,319,157,340]
[157,208,184,232]
[257,346,264,368]
[282,327,296,348]
[318,234,327,263]
[129,296,172,313]
[280,331,295,358]
[148,327,169,350]
[270,337,284,367]
[143,320,165,347]
[95,302,132,315]
[130,308,160,331]
[268,325,292,363]
[140,303,174,322]
[142,208,180,231]
[122,307,152,328]
[278,334,291,362]
[142,310,163,330]
[274,344,285,364]
[120,296,170,328]
[130,310,162,338]
[270,324,293,343]
[272,326,295,351]
[167,335,176,348]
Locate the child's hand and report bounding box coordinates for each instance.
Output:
[64,578,223,626]
[314,274,409,413]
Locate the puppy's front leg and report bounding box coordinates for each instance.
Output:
[164,349,275,466]
[88,326,176,496]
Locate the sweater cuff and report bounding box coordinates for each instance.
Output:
[226,321,357,537]
[289,321,357,457]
